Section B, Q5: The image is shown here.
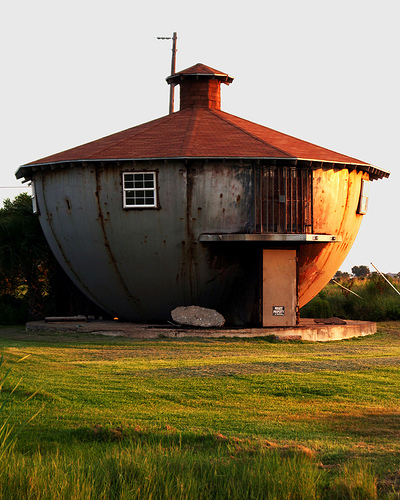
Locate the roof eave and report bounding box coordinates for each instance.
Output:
[16,156,390,181]
[295,157,390,180]
[166,73,234,85]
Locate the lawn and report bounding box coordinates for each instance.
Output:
[0,322,399,499]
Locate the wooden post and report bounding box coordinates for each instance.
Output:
[169,32,177,114]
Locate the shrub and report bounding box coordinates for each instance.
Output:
[0,295,28,325]
[301,297,332,318]
[301,275,400,321]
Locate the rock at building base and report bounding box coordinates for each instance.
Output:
[171,306,225,328]
[314,317,347,325]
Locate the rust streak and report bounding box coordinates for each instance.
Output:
[94,166,146,316]
[41,172,111,313]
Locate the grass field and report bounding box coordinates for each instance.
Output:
[1,322,400,499]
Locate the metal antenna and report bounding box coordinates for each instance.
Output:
[157,32,178,114]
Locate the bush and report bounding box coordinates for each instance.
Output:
[301,297,332,319]
[301,276,400,321]
[0,295,28,325]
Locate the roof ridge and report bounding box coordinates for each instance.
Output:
[179,108,203,157]
[208,109,292,158]
[215,110,368,165]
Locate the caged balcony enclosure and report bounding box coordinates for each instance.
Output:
[254,165,313,235]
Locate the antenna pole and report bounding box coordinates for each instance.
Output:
[156,32,178,114]
[169,32,177,114]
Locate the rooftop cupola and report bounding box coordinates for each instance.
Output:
[166,63,234,111]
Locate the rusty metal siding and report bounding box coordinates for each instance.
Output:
[298,168,368,307]
[33,160,367,325]
[35,167,146,319]
[34,160,259,324]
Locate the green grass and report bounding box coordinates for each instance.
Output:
[1,323,400,498]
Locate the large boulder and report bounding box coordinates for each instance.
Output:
[171,306,225,328]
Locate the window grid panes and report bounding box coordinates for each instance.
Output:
[123,172,157,208]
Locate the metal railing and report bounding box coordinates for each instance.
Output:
[254,166,313,234]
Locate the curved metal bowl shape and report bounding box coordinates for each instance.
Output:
[298,168,366,307]
[34,161,366,325]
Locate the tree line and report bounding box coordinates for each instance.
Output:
[0,193,106,324]
[335,266,400,280]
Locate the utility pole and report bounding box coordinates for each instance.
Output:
[169,32,177,114]
[157,32,178,114]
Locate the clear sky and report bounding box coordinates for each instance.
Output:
[1,0,399,273]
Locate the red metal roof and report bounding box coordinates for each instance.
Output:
[166,63,234,84]
[20,107,373,167]
[170,62,227,76]
[17,63,389,180]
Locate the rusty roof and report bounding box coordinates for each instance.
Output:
[17,63,389,181]
[166,63,234,84]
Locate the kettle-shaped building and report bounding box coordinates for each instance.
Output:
[16,63,389,326]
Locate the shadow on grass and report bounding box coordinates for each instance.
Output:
[328,411,400,438]
[19,423,317,459]
[13,424,396,498]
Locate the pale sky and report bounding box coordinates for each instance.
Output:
[1,0,399,273]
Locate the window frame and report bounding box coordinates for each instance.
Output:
[122,171,158,209]
[31,181,39,215]
[357,178,369,215]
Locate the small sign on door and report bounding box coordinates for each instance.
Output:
[272,306,285,316]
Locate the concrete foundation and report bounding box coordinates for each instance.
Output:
[26,318,377,342]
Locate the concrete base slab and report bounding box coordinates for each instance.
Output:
[26,318,377,342]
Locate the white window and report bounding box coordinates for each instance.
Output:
[123,172,157,208]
